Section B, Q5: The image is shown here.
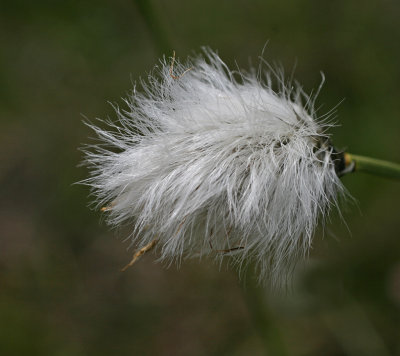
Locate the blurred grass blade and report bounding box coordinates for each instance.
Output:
[241,269,289,356]
[133,0,172,55]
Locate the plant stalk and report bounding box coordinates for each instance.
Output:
[240,268,289,356]
[345,153,400,180]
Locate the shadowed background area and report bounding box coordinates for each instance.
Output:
[1,0,400,355]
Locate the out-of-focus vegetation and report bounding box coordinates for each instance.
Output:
[1,0,400,355]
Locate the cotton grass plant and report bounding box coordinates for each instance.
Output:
[82,48,400,287]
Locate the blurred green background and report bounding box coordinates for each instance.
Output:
[1,0,400,355]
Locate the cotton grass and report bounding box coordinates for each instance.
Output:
[83,49,346,285]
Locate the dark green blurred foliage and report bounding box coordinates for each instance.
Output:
[1,0,399,355]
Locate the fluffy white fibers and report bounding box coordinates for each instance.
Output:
[83,49,346,286]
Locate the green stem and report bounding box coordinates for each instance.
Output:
[345,153,400,180]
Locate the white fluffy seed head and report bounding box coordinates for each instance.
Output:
[83,48,346,286]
